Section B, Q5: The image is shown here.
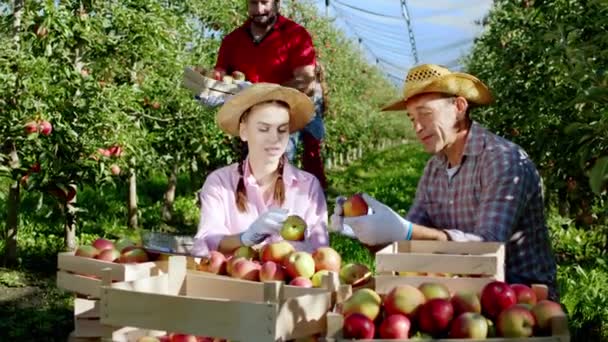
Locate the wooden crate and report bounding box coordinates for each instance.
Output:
[375,241,505,295]
[99,256,351,342]
[182,66,240,97]
[324,312,570,342]
[56,251,166,298]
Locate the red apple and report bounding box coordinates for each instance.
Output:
[418,298,454,336]
[92,238,114,251]
[226,256,246,276]
[108,145,123,157]
[510,283,537,305]
[284,251,315,279]
[39,120,52,136]
[75,245,99,258]
[342,193,368,217]
[312,246,341,273]
[449,312,488,339]
[343,313,375,339]
[119,247,149,263]
[98,148,112,157]
[96,248,121,262]
[24,121,38,134]
[342,288,382,321]
[480,281,517,320]
[383,284,426,319]
[339,263,371,286]
[230,259,260,281]
[378,314,411,339]
[110,164,121,176]
[418,282,451,300]
[497,305,535,337]
[280,215,306,241]
[451,291,482,315]
[289,277,313,288]
[532,284,549,301]
[169,333,197,342]
[531,300,565,334]
[198,251,227,275]
[259,261,286,282]
[260,241,294,264]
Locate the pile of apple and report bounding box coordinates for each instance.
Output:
[340,281,565,339]
[74,237,151,264]
[136,333,228,342]
[197,214,371,287]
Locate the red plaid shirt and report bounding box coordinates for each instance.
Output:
[406,122,558,299]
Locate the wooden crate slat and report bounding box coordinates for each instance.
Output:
[374,275,495,295]
[58,252,161,281]
[277,293,332,340]
[185,271,330,302]
[101,287,277,341]
[399,240,505,254]
[376,253,500,275]
[57,271,102,298]
[74,297,99,318]
[110,273,171,295]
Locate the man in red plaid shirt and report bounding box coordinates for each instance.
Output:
[330,64,558,300]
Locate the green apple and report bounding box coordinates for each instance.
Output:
[280,215,307,241]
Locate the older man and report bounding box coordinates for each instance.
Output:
[331,64,558,300]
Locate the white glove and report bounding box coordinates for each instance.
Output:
[341,193,413,246]
[240,208,289,246]
[195,93,226,107]
[329,196,356,238]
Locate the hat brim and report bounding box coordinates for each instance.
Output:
[381,72,493,112]
[216,83,315,137]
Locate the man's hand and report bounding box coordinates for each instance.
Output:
[341,193,413,246]
[240,208,289,246]
[283,65,315,96]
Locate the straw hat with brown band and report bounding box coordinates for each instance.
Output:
[381,64,494,112]
[216,83,315,137]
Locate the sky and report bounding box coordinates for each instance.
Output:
[312,0,494,86]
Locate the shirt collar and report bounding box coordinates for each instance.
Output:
[242,14,287,43]
[436,121,487,166]
[242,155,297,187]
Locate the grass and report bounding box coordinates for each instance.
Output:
[1,143,607,341]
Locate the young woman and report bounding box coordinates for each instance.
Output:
[192,83,329,256]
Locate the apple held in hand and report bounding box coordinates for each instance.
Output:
[280,215,307,241]
[342,193,368,217]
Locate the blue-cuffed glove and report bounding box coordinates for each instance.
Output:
[194,93,226,108]
[240,208,289,246]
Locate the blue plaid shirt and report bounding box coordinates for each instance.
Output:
[406,122,558,299]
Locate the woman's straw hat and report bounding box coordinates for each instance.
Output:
[217,83,314,137]
[382,64,493,111]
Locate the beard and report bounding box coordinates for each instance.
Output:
[250,12,277,30]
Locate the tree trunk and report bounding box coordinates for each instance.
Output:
[128,168,138,228]
[5,179,20,266]
[64,184,77,251]
[162,163,179,223]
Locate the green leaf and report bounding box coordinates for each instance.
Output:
[589,156,608,195]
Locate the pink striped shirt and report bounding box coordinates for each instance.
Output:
[192,159,329,256]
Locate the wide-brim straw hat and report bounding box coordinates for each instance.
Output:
[382,64,493,111]
[216,83,314,137]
